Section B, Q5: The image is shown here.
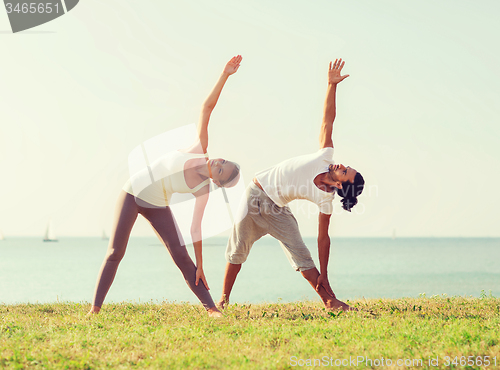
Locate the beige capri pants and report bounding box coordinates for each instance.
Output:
[226,183,316,272]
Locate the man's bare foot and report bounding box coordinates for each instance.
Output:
[207,306,223,318]
[325,299,358,312]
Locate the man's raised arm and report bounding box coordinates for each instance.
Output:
[319,59,349,149]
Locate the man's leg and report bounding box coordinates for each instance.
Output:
[301,267,354,311]
[219,183,266,308]
[218,262,242,308]
[265,204,354,311]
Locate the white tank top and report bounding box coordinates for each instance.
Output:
[123,151,210,207]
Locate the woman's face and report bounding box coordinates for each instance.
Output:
[209,158,237,186]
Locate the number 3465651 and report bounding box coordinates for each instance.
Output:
[444,356,497,367]
[5,3,61,14]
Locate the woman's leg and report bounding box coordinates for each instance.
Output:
[139,205,216,311]
[90,191,139,310]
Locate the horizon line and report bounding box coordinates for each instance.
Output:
[1,235,499,239]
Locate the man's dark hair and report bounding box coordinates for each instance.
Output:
[337,172,365,212]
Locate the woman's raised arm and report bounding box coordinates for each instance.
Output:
[198,55,242,153]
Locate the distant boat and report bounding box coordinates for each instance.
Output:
[0,230,4,241]
[43,220,58,242]
[101,229,109,240]
[392,229,396,240]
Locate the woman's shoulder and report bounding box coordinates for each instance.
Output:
[181,140,208,156]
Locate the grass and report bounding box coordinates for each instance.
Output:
[1,297,499,369]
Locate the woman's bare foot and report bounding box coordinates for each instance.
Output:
[207,306,223,318]
[87,306,101,316]
[325,299,357,312]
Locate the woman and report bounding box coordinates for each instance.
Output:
[88,55,243,317]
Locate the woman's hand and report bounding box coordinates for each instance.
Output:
[328,58,349,85]
[223,55,242,75]
[196,267,210,290]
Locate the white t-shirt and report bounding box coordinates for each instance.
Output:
[255,147,335,214]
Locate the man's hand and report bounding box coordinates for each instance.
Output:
[86,306,101,316]
[196,267,210,290]
[223,55,242,75]
[217,295,228,310]
[328,58,349,85]
[316,273,335,298]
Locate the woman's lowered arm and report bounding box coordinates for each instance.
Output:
[191,185,210,289]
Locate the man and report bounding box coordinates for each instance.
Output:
[219,59,365,311]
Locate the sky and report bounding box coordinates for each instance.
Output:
[0,0,499,238]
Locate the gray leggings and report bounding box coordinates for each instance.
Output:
[91,191,215,310]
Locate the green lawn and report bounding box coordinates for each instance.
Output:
[1,297,499,369]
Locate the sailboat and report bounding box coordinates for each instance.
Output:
[101,229,109,240]
[43,220,58,242]
[0,230,4,241]
[392,228,396,240]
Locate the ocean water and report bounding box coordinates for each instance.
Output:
[0,237,499,305]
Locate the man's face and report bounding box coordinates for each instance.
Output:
[328,164,357,188]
